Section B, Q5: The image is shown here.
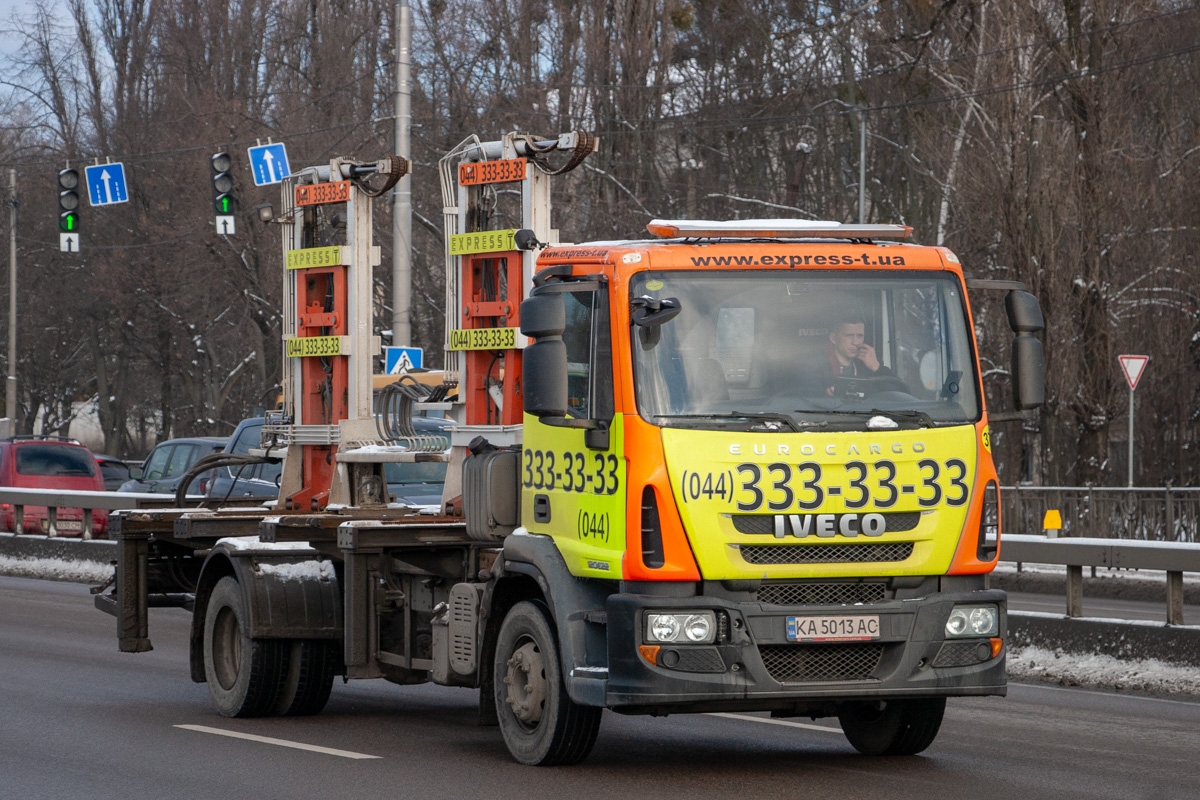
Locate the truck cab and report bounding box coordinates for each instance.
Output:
[501,218,1043,751]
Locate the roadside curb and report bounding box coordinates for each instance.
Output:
[1009,610,1200,667]
[0,533,115,564]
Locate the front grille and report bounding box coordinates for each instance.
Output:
[932,640,993,668]
[757,582,887,606]
[738,542,914,564]
[759,644,884,683]
[731,511,922,536]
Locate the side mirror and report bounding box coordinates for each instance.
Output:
[128,464,145,480]
[520,294,568,417]
[1005,290,1044,333]
[1006,291,1045,410]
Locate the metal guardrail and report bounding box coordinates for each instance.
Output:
[1001,485,1200,542]
[0,487,195,539]
[1001,534,1200,624]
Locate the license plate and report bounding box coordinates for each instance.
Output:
[56,520,83,531]
[787,615,880,642]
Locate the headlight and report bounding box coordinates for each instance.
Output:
[945,605,998,638]
[646,611,717,644]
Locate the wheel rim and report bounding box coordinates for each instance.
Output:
[212,605,242,691]
[503,637,547,731]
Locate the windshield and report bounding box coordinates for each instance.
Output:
[385,461,449,485]
[16,445,97,477]
[630,269,980,430]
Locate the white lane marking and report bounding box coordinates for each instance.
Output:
[707,712,841,733]
[1010,682,1200,707]
[174,725,382,759]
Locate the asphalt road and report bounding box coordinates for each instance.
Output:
[2,575,1198,800]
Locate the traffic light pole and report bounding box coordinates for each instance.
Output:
[7,168,17,426]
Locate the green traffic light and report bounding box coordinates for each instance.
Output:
[59,212,77,232]
[220,197,230,213]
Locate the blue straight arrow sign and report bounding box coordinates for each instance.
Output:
[247,143,291,186]
[84,163,130,206]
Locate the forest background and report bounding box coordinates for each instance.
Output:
[1,0,1198,487]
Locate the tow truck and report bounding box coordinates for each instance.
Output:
[96,130,1045,765]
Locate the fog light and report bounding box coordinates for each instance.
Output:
[945,604,999,638]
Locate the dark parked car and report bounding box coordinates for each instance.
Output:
[386,416,454,507]
[94,454,133,492]
[205,418,281,502]
[204,416,454,506]
[0,435,108,536]
[118,436,228,495]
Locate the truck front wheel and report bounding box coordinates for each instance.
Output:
[203,576,289,717]
[494,600,601,766]
[837,698,946,756]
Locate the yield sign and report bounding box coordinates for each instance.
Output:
[1118,354,1149,390]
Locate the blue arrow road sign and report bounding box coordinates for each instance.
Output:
[247,143,291,186]
[385,347,424,374]
[84,163,129,206]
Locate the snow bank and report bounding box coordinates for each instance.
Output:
[1008,645,1200,696]
[0,554,111,584]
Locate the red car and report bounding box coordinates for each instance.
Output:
[0,436,108,537]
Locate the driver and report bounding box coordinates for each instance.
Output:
[802,312,897,395]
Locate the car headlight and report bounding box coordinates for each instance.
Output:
[945,605,998,638]
[646,611,717,644]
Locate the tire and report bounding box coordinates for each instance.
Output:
[203,576,290,717]
[494,601,602,766]
[274,640,338,716]
[837,698,946,756]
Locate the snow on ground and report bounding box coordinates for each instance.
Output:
[0,555,111,584]
[1008,645,1200,696]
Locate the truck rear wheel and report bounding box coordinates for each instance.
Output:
[494,600,601,766]
[203,576,289,717]
[837,698,945,756]
[274,640,338,716]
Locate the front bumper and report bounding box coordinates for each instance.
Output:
[590,576,1005,714]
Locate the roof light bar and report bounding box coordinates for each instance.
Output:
[646,219,913,240]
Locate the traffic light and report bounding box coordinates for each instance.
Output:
[211,152,235,215]
[58,169,80,233]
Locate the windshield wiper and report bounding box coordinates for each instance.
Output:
[653,411,805,432]
[794,408,936,428]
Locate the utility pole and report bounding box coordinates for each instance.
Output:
[391,0,412,349]
[7,168,17,429]
[857,106,866,224]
